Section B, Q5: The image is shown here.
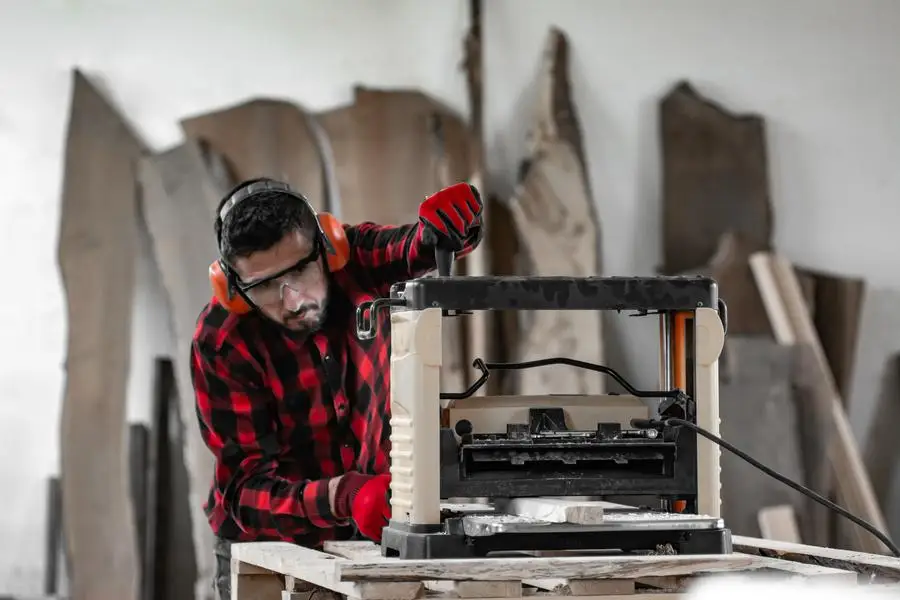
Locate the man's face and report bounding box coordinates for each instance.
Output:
[232,230,329,334]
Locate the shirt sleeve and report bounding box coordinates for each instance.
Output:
[191,337,345,539]
[346,221,479,295]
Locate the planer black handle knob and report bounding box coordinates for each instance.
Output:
[435,247,454,277]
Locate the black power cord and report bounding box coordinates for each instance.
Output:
[633,417,900,558]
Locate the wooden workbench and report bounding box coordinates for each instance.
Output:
[228,535,900,599]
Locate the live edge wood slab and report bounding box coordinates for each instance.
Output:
[227,536,900,600]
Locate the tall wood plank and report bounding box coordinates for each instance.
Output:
[138,140,233,600]
[180,99,326,211]
[57,68,145,600]
[508,28,604,395]
[660,82,773,274]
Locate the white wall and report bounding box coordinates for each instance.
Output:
[1,0,899,594]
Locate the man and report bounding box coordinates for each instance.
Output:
[191,177,483,599]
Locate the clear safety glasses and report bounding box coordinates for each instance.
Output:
[238,240,321,307]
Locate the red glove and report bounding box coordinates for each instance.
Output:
[418,182,483,258]
[334,472,391,542]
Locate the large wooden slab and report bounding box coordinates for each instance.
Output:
[180,98,326,211]
[719,336,806,539]
[138,140,233,600]
[507,28,604,396]
[318,87,476,394]
[660,81,773,274]
[57,68,145,600]
[319,87,474,225]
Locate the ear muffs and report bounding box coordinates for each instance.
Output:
[207,211,350,314]
[318,212,350,272]
[209,260,253,315]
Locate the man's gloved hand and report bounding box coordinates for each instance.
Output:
[333,471,391,543]
[418,182,483,256]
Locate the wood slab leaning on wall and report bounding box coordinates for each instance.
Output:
[319,87,474,225]
[180,98,327,212]
[318,87,476,394]
[57,68,144,600]
[138,140,235,600]
[507,27,604,396]
[660,81,773,276]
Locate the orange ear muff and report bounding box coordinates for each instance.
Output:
[209,260,253,314]
[318,212,350,272]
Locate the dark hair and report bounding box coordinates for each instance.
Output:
[215,178,319,264]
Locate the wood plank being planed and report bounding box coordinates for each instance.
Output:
[501,497,629,525]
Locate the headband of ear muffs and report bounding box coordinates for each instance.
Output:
[208,179,350,315]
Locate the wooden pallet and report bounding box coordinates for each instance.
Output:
[229,535,900,600]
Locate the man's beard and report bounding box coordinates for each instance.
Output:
[282,299,327,334]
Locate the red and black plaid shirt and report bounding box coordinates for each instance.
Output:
[191,221,476,548]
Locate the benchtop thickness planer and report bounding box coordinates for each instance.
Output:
[355,251,732,559]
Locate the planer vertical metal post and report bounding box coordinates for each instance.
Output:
[356,271,730,559]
